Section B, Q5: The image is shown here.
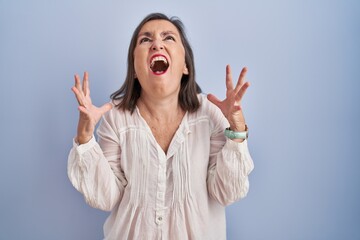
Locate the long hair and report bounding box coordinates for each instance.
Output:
[110,13,202,113]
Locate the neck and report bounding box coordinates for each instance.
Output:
[138,93,183,122]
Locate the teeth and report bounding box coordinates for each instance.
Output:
[150,56,168,67]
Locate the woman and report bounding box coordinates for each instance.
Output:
[68,13,254,240]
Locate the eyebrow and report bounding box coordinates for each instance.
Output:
[137,30,178,39]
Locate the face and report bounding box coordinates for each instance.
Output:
[133,20,189,99]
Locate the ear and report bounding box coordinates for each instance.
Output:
[183,64,189,75]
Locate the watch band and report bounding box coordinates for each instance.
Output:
[224,125,248,139]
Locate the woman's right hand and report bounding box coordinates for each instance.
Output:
[71,72,113,144]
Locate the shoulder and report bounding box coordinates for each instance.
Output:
[101,99,133,130]
[188,94,228,130]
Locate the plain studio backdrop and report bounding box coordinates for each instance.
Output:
[0,0,359,239]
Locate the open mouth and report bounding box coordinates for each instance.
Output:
[150,55,169,75]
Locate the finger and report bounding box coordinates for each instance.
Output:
[71,86,85,106]
[100,103,113,115]
[235,82,250,102]
[225,65,234,91]
[74,74,83,93]
[207,94,222,108]
[234,67,248,93]
[83,72,90,96]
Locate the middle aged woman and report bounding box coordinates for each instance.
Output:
[68,12,254,240]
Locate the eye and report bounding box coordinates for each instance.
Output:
[139,37,152,44]
[164,35,175,41]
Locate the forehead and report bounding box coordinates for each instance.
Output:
[138,19,181,36]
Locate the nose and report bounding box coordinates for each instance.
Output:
[151,39,164,51]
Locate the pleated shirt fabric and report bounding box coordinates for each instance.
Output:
[68,94,254,240]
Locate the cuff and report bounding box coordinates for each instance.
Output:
[72,135,97,155]
[224,137,249,152]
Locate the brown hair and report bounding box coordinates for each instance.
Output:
[110,13,202,113]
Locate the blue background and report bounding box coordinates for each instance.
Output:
[1,0,359,239]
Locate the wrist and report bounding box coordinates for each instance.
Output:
[76,135,93,145]
[229,123,247,132]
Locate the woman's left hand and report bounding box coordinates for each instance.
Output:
[207,65,250,132]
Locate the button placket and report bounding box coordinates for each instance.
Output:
[155,148,167,225]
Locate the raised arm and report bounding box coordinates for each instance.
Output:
[68,72,126,211]
[206,65,254,206]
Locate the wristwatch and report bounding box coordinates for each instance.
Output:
[224,125,248,139]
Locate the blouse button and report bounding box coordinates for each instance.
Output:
[158,216,163,221]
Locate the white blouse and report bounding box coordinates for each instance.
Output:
[68,94,254,240]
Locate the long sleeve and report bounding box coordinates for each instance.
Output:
[206,100,254,206]
[207,137,254,206]
[67,110,127,211]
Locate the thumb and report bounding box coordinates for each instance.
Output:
[100,102,113,115]
[207,94,222,108]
